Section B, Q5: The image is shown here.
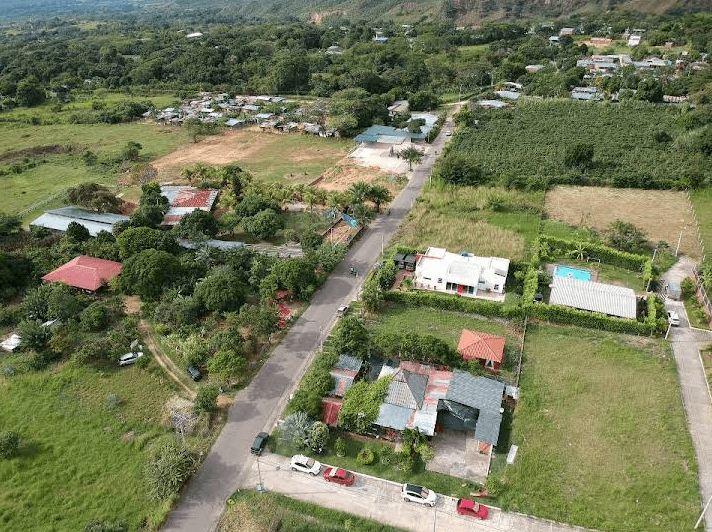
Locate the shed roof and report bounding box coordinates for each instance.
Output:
[1,334,22,352]
[549,277,637,319]
[42,255,122,291]
[321,397,343,426]
[457,330,505,363]
[30,207,129,237]
[375,403,413,431]
[334,354,363,373]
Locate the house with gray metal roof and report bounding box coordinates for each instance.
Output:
[330,355,364,397]
[30,206,129,237]
[440,371,505,446]
[549,276,637,319]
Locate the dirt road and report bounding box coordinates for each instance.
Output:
[138,320,197,399]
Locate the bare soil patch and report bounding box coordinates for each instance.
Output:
[545,186,702,258]
[316,160,403,194]
[150,127,351,184]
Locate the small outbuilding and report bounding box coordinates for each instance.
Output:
[549,276,637,319]
[457,330,505,373]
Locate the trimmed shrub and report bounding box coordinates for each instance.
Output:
[334,437,347,457]
[356,447,376,466]
[193,385,220,415]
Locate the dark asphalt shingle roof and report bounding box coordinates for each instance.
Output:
[445,371,505,445]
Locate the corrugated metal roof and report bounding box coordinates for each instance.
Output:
[321,397,343,426]
[549,277,637,319]
[375,403,413,431]
[330,373,355,397]
[446,371,504,413]
[384,369,427,409]
[49,207,128,224]
[475,411,502,446]
[334,354,363,372]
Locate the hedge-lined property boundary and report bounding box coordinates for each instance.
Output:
[382,236,660,336]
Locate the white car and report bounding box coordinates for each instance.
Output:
[119,352,143,366]
[667,310,680,326]
[290,454,321,475]
[402,483,437,507]
[336,305,349,317]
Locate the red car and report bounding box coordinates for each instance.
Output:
[456,498,489,519]
[322,467,356,486]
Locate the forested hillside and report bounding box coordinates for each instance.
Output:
[1,0,710,24]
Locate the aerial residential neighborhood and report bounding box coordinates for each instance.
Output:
[1,2,712,532]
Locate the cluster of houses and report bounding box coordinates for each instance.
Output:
[322,346,512,452]
[153,92,338,137]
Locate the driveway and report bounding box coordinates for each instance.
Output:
[163,112,458,532]
[236,453,596,532]
[427,430,490,483]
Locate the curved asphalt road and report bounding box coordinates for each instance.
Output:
[163,113,456,532]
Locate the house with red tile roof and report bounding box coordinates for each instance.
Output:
[457,330,505,373]
[42,255,122,291]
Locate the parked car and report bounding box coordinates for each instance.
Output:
[290,454,321,475]
[187,366,202,381]
[667,310,680,326]
[250,432,269,455]
[119,352,143,366]
[402,483,437,507]
[456,498,489,519]
[322,467,356,486]
[336,305,349,317]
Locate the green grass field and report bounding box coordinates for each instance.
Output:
[499,324,700,531]
[219,489,409,532]
[689,188,712,256]
[0,122,191,215]
[0,362,177,531]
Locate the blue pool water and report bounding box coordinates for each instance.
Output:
[554,265,592,282]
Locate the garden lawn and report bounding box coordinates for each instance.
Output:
[219,489,408,532]
[501,324,700,532]
[0,363,175,531]
[370,303,519,348]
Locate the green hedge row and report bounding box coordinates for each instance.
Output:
[528,303,654,335]
[521,238,541,306]
[540,235,649,271]
[384,290,521,319]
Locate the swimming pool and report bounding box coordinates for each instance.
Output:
[554,265,592,282]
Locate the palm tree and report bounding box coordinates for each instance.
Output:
[366,184,393,213]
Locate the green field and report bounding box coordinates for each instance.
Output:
[391,184,543,260]
[499,324,700,531]
[0,122,191,215]
[0,362,178,531]
[219,489,409,532]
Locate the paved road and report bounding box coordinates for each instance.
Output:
[163,116,456,532]
[667,299,712,532]
[242,454,596,532]
[661,257,712,530]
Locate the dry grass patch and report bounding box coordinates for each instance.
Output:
[316,160,404,194]
[545,186,701,258]
[151,127,351,184]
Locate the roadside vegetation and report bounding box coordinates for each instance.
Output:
[219,489,408,532]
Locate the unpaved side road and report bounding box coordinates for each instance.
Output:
[138,320,197,399]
